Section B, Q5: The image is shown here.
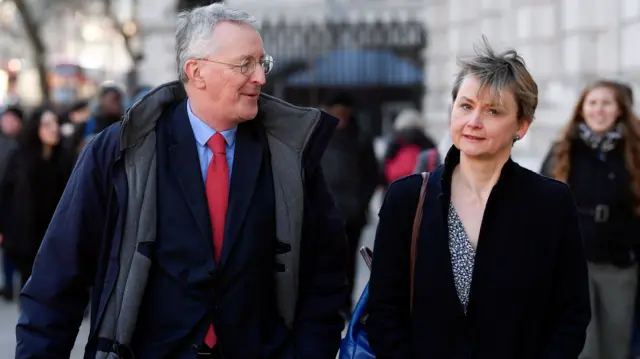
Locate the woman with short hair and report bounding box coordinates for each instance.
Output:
[367,38,591,359]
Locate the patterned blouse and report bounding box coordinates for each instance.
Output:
[447,203,476,314]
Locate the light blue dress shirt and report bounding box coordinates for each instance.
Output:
[186,99,236,182]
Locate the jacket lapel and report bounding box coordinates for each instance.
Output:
[220,121,263,268]
[167,100,215,256]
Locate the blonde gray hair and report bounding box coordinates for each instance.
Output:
[451,36,538,123]
[176,3,258,83]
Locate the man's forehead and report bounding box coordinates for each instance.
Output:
[212,22,264,57]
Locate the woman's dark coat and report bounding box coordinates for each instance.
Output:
[0,147,74,273]
[367,146,591,359]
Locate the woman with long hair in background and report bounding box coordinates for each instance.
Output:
[0,106,75,288]
[541,80,640,359]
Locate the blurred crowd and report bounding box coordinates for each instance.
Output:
[0,82,149,300]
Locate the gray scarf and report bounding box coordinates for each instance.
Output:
[578,122,623,153]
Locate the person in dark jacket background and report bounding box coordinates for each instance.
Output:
[82,83,124,140]
[0,105,23,301]
[541,80,640,359]
[0,106,74,289]
[368,37,590,359]
[320,92,379,317]
[59,99,91,154]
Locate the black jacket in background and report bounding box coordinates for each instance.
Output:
[0,147,74,271]
[368,146,590,359]
[541,139,640,266]
[321,120,379,221]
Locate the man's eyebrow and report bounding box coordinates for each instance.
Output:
[233,53,264,61]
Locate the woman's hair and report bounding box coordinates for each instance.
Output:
[451,36,538,124]
[550,80,640,214]
[18,106,60,155]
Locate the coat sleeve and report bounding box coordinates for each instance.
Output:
[292,163,349,359]
[16,129,116,359]
[367,175,422,359]
[542,185,591,359]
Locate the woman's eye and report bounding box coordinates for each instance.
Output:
[460,103,471,110]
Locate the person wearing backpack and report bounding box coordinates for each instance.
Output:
[414,147,442,174]
[383,108,437,184]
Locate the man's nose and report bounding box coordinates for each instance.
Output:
[251,65,266,86]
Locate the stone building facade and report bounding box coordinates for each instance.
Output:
[424,0,640,168]
[135,0,640,168]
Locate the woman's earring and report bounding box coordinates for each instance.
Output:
[514,134,521,141]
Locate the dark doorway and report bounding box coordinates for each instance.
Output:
[260,20,427,137]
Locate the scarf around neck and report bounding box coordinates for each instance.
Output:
[578,122,623,153]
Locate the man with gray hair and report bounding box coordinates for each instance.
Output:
[16,3,348,359]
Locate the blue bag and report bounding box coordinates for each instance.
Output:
[339,173,429,359]
[339,248,375,359]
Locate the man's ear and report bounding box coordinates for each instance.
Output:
[185,59,206,89]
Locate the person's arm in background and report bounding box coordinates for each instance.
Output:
[16,127,117,359]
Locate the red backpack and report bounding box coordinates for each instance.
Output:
[384,144,422,183]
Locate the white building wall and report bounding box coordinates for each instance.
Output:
[134,0,640,169]
[136,0,177,86]
[423,0,640,169]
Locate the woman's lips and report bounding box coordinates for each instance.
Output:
[463,134,485,141]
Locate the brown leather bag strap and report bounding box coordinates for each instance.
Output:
[410,172,429,311]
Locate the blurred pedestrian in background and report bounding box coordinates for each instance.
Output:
[383,108,438,185]
[541,80,640,359]
[59,100,91,155]
[0,106,74,291]
[82,83,124,141]
[0,105,23,301]
[321,91,379,318]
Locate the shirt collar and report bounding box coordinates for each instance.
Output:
[187,99,237,148]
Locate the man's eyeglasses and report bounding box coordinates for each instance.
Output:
[198,54,274,76]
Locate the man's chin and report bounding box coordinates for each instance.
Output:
[238,107,259,122]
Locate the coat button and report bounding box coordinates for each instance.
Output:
[609,172,616,180]
[192,344,199,351]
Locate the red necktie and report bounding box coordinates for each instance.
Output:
[203,132,229,348]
